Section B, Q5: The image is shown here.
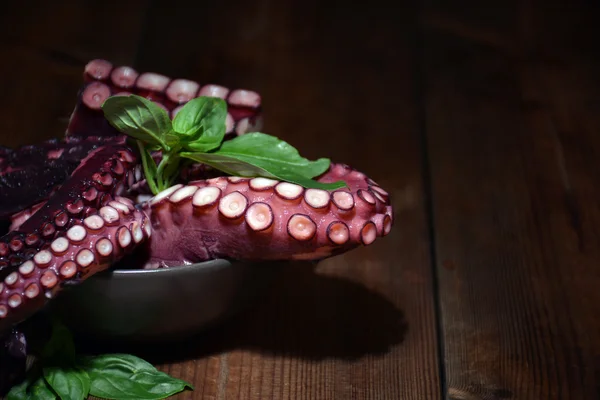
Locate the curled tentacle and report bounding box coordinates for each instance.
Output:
[9,202,46,232]
[69,59,263,140]
[0,58,395,341]
[0,200,150,331]
[0,145,141,287]
[1,59,264,221]
[143,163,393,266]
[0,136,124,219]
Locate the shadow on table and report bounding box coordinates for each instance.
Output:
[78,263,408,362]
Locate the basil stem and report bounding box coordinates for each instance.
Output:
[137,141,159,195]
[156,156,169,191]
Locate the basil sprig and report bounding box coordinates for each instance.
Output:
[101,94,346,195]
[6,320,193,400]
[181,133,340,190]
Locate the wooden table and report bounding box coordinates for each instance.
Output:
[1,1,599,398]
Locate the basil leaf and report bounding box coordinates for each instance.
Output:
[102,95,171,150]
[80,353,193,400]
[181,132,346,189]
[80,353,155,373]
[137,141,159,195]
[164,133,181,149]
[181,151,346,190]
[88,370,192,400]
[6,373,57,400]
[173,97,227,152]
[43,367,90,400]
[210,132,331,177]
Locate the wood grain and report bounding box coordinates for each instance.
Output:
[0,0,440,399]
[133,0,441,398]
[0,0,149,147]
[2,0,600,399]
[518,1,600,397]
[422,1,600,398]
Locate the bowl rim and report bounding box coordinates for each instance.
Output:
[104,258,234,277]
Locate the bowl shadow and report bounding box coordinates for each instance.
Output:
[76,262,408,362]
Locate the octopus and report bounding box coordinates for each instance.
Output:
[0,59,393,387]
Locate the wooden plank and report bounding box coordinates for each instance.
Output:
[135,0,441,398]
[422,5,600,398]
[517,1,600,397]
[0,0,148,147]
[0,1,144,396]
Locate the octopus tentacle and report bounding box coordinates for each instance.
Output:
[69,59,263,139]
[0,136,123,219]
[1,59,264,221]
[0,145,140,281]
[0,203,150,330]
[1,154,223,230]
[0,58,396,343]
[9,202,46,232]
[143,163,393,267]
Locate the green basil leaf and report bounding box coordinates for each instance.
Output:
[43,367,90,400]
[173,97,227,152]
[102,95,171,150]
[80,353,193,400]
[137,141,159,195]
[211,132,331,177]
[79,353,155,374]
[6,373,57,400]
[40,319,75,365]
[181,132,346,189]
[181,151,346,190]
[88,370,192,400]
[164,133,181,149]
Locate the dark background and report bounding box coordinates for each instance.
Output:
[1,1,600,399]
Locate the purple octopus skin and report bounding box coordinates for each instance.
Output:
[145,163,393,267]
[0,136,122,219]
[0,160,392,331]
[0,59,262,221]
[0,59,395,337]
[0,144,148,329]
[69,59,263,139]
